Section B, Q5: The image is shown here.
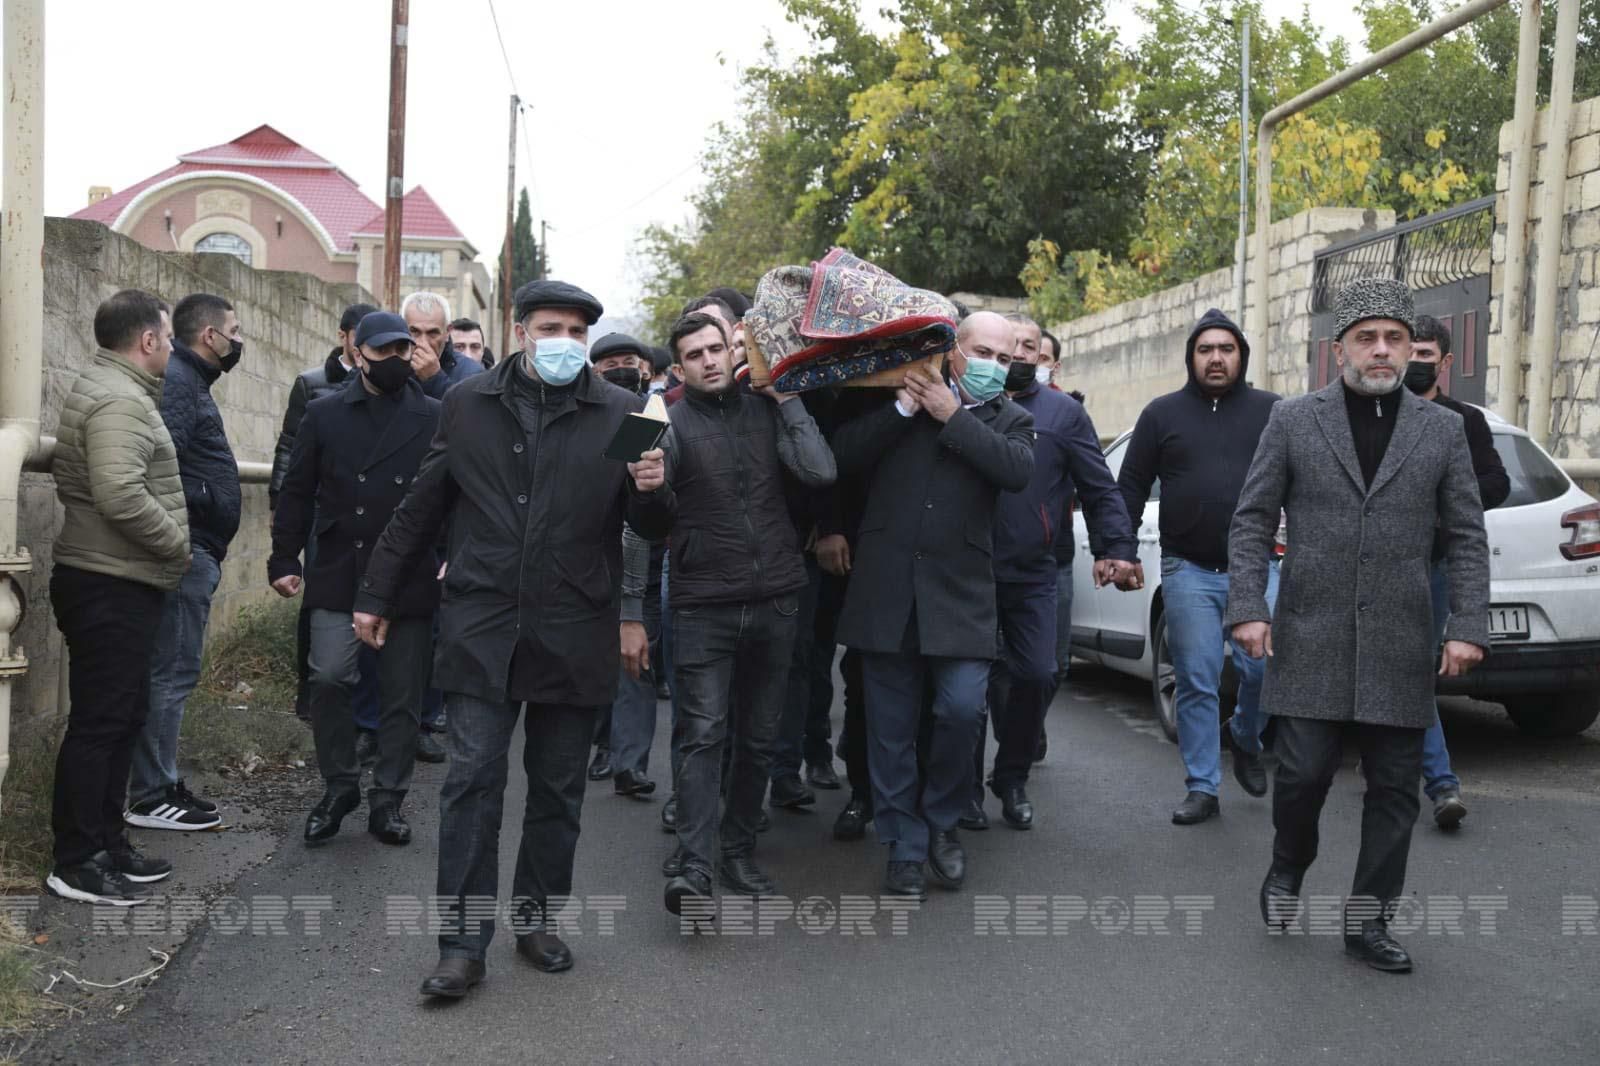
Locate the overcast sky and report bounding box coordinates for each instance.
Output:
[12,1,1369,324]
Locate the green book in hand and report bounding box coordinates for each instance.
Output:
[604,393,669,462]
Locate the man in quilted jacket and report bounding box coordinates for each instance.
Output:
[48,289,191,907]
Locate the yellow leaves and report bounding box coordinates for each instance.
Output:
[1425,128,1447,151]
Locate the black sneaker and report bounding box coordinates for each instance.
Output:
[46,852,149,906]
[107,843,173,884]
[124,792,222,831]
[173,779,218,815]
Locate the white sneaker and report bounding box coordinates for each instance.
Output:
[124,794,222,831]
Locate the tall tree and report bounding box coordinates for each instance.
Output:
[499,187,540,292]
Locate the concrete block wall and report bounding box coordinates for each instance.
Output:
[16,218,369,729]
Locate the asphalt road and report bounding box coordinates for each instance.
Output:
[38,664,1600,1065]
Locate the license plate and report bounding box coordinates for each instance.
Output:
[1487,605,1530,641]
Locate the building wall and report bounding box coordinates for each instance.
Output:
[1490,95,1600,460]
[354,240,489,323]
[1046,207,1394,437]
[16,218,370,731]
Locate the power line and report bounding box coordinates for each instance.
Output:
[561,159,704,239]
[485,0,519,98]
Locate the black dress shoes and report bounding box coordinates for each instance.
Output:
[304,789,360,843]
[999,786,1033,830]
[927,830,966,889]
[1224,717,1268,797]
[958,798,990,831]
[718,854,776,896]
[515,931,573,973]
[833,797,871,841]
[882,860,926,901]
[769,774,816,809]
[660,794,678,832]
[1344,920,1414,973]
[664,867,714,917]
[806,761,842,790]
[415,730,447,764]
[587,746,613,781]
[661,844,687,877]
[1432,790,1467,829]
[367,804,412,845]
[1171,790,1220,825]
[614,769,656,797]
[1259,864,1304,929]
[420,957,485,999]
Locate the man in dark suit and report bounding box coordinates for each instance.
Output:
[832,311,1035,899]
[269,311,442,850]
[1226,279,1490,973]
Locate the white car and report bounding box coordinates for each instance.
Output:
[1068,407,1600,740]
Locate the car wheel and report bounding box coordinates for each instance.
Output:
[1503,692,1600,738]
[1151,612,1178,743]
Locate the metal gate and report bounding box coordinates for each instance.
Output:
[1308,196,1494,405]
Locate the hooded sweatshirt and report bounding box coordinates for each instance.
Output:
[1116,308,1280,572]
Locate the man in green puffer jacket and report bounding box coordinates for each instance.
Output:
[47,289,190,908]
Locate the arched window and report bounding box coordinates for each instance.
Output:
[195,232,252,265]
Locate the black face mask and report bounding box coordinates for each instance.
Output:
[362,354,413,395]
[1003,360,1036,393]
[1403,361,1439,395]
[219,337,243,373]
[602,366,642,392]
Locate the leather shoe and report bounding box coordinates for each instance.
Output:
[832,797,871,841]
[927,830,966,889]
[958,798,990,831]
[882,860,926,900]
[515,930,573,973]
[717,854,776,896]
[998,786,1033,830]
[1344,919,1413,973]
[1224,717,1267,797]
[587,747,612,781]
[354,730,378,768]
[1259,864,1304,929]
[367,804,412,845]
[660,794,678,832]
[614,768,656,797]
[304,789,359,843]
[769,774,815,809]
[1432,790,1467,830]
[661,844,687,877]
[419,957,484,998]
[415,730,447,764]
[806,761,842,790]
[664,867,714,917]
[1171,790,1220,825]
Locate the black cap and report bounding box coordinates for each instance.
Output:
[649,345,672,374]
[354,311,412,349]
[340,302,380,332]
[589,332,647,363]
[513,280,603,325]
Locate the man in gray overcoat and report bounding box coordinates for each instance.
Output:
[1224,278,1490,973]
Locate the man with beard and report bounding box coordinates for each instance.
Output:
[1227,278,1489,972]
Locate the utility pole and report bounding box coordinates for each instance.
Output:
[383,0,409,308]
[1234,14,1250,326]
[539,219,549,280]
[501,94,519,356]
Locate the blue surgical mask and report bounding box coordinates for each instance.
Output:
[958,347,1007,403]
[529,337,587,385]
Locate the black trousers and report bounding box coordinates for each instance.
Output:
[50,564,166,867]
[1272,716,1425,912]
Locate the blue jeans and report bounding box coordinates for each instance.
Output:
[1055,562,1074,680]
[436,694,596,960]
[860,652,988,862]
[1160,556,1279,796]
[130,545,221,807]
[1422,562,1460,798]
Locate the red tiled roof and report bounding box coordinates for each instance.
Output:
[70,125,381,253]
[350,186,468,243]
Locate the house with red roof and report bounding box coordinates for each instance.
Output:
[73,124,490,322]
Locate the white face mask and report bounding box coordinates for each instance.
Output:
[1035,364,1053,385]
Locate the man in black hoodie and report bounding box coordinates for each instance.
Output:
[1117,309,1281,825]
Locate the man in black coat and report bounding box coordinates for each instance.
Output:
[832,311,1035,899]
[354,281,654,1000]
[402,291,485,399]
[626,312,836,916]
[269,312,441,852]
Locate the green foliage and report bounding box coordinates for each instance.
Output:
[498,188,541,292]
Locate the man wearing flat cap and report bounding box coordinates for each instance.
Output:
[590,332,650,395]
[1225,277,1489,973]
[356,280,659,999]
